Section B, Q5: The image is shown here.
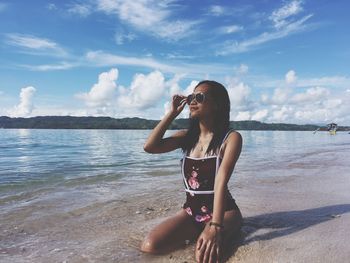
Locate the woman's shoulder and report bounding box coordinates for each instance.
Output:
[225,130,242,143]
[221,130,242,150]
[219,130,242,159]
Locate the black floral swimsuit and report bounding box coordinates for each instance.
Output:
[181,129,240,230]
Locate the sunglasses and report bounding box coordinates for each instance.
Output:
[186,92,206,104]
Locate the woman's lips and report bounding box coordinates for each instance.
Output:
[190,106,198,111]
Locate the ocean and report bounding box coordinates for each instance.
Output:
[1,129,349,196]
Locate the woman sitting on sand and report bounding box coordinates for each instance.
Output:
[141,80,243,263]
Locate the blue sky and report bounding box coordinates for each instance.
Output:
[1,0,350,125]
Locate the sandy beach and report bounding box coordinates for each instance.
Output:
[1,135,350,263]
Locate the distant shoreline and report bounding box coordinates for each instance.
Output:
[1,116,349,131]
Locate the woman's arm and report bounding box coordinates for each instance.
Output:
[212,131,242,225]
[143,95,187,154]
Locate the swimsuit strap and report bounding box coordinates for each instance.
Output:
[218,129,234,157]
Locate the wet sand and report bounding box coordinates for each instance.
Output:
[1,145,350,262]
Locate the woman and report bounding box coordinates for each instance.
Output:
[141,80,243,263]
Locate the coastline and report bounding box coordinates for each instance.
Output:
[1,139,350,262]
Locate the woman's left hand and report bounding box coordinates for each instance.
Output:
[196,224,223,263]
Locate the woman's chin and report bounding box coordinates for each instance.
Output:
[189,112,199,119]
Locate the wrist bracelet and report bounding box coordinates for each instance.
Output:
[209,222,224,229]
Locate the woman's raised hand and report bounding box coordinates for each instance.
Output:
[170,94,187,116]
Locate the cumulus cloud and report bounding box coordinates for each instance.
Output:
[225,77,254,121]
[285,70,297,84]
[184,80,199,95]
[270,106,292,122]
[291,86,329,103]
[117,70,166,110]
[9,86,36,117]
[252,109,269,121]
[76,68,119,107]
[235,111,251,121]
[162,79,198,118]
[271,87,290,104]
[167,74,185,96]
[226,79,251,110]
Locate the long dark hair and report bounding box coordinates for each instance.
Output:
[182,80,231,155]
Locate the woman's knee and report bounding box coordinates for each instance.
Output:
[140,236,160,254]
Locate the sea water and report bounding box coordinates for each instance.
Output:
[0,129,349,200]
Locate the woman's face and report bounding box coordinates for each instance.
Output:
[188,84,216,119]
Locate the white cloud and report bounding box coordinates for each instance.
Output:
[184,80,199,95]
[208,5,225,16]
[294,109,328,123]
[167,74,185,96]
[270,106,291,122]
[85,50,181,73]
[218,25,243,34]
[234,64,249,75]
[270,0,304,29]
[115,30,136,45]
[322,99,342,109]
[291,86,329,103]
[67,3,92,17]
[20,62,75,71]
[5,33,67,57]
[76,68,119,107]
[9,86,36,117]
[117,70,166,110]
[97,0,200,41]
[84,50,233,77]
[218,14,312,54]
[235,111,251,121]
[252,109,269,121]
[297,76,350,88]
[271,87,290,104]
[226,79,251,110]
[285,70,297,84]
[155,20,200,41]
[47,3,57,10]
[161,79,196,119]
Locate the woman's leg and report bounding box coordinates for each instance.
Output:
[220,209,243,260]
[140,209,201,254]
[222,208,243,243]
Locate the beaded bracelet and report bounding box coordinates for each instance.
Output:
[209,222,224,229]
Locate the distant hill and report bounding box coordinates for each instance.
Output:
[1,116,349,131]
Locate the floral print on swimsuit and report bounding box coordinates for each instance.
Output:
[188,169,200,189]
